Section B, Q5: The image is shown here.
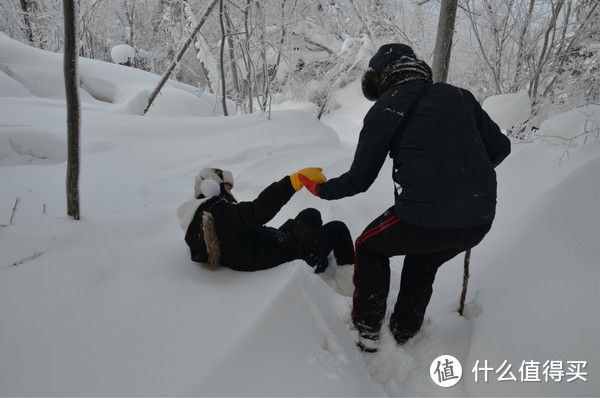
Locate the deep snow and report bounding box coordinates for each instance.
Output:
[0,33,598,396]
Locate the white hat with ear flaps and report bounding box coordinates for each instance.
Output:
[194,167,234,199]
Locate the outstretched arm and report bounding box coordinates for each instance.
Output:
[234,167,326,229]
[302,108,396,200]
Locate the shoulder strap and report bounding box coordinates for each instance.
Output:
[390,83,431,160]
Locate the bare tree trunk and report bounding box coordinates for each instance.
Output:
[244,0,253,113]
[19,0,35,44]
[431,0,472,314]
[541,2,598,99]
[348,0,374,40]
[510,0,535,92]
[63,0,81,220]
[463,0,503,94]
[257,2,270,113]
[269,0,288,86]
[144,0,219,115]
[218,0,229,116]
[225,11,241,112]
[182,1,218,95]
[122,0,136,46]
[529,0,564,102]
[432,0,458,83]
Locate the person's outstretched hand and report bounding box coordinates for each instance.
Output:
[290,167,327,192]
[298,173,323,196]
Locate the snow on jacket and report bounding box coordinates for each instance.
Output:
[177,176,300,271]
[316,80,511,229]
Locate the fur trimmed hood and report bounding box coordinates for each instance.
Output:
[177,196,223,270]
[177,198,210,232]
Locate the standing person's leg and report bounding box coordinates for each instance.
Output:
[389,223,492,344]
[352,208,405,341]
[352,206,492,346]
[389,249,463,344]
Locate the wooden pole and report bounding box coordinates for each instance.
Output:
[458,248,471,316]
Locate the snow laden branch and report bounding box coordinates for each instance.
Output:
[10,197,21,225]
[144,0,219,115]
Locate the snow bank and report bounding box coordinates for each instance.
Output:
[0,66,31,97]
[466,144,599,396]
[482,91,532,129]
[538,105,600,148]
[0,128,67,166]
[0,32,221,116]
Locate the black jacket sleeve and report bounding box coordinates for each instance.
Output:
[474,100,511,168]
[232,176,296,229]
[316,101,399,200]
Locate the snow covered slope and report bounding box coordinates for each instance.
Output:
[0,33,598,396]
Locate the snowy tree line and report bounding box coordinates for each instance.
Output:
[1,0,598,133]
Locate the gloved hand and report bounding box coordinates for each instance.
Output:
[290,167,327,191]
[298,173,321,196]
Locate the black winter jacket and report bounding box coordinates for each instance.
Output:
[316,80,511,229]
[183,177,299,271]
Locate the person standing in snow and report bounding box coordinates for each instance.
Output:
[299,44,511,352]
[177,167,355,272]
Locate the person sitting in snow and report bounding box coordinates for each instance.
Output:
[177,167,355,272]
[298,44,511,352]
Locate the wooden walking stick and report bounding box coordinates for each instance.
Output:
[458,248,471,316]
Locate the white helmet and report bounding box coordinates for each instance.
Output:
[194,167,234,199]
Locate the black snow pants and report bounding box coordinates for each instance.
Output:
[280,208,354,272]
[352,206,491,343]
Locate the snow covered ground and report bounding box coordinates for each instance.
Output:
[0,33,598,396]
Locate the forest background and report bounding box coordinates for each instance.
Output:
[1,0,598,131]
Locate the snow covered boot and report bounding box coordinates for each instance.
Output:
[356,336,379,353]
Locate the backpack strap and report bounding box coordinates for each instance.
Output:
[390,82,431,160]
[390,83,431,198]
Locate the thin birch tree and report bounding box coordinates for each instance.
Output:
[63,0,81,220]
[144,0,219,115]
[428,0,470,315]
[431,0,458,83]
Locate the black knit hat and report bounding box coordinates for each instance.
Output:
[362,43,429,101]
[368,44,417,76]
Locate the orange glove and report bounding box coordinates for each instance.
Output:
[298,173,321,196]
[290,167,327,191]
